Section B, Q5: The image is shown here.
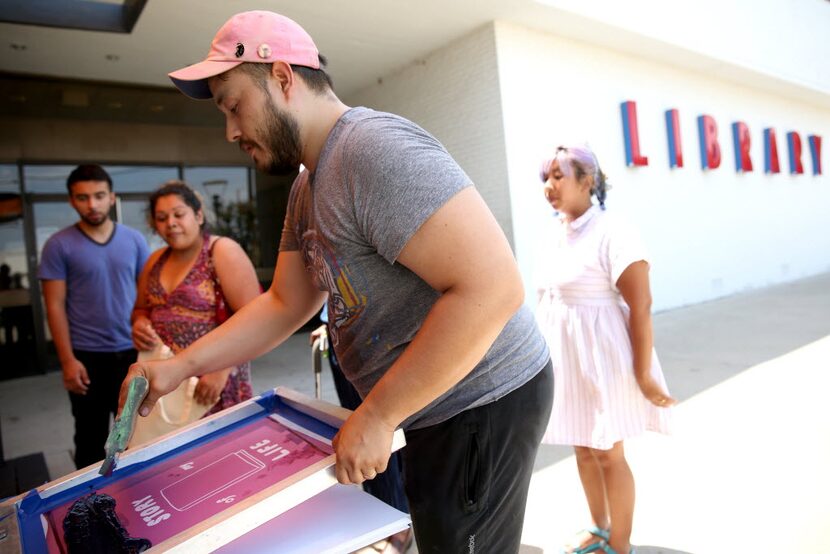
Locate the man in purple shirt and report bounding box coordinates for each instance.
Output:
[39,164,149,469]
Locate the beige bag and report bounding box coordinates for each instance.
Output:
[128,343,212,448]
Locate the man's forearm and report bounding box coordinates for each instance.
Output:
[46,308,76,365]
[177,286,324,379]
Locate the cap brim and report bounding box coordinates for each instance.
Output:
[168,59,243,99]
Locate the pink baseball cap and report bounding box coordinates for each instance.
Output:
[169,10,319,100]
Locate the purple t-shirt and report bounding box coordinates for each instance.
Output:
[38,223,149,352]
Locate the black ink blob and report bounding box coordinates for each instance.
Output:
[63,493,152,553]
[235,43,244,57]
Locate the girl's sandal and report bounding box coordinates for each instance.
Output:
[564,526,611,554]
[597,541,636,554]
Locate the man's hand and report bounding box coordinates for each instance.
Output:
[331,403,395,485]
[194,368,232,406]
[62,358,90,395]
[119,357,187,417]
[309,324,327,345]
[132,316,160,351]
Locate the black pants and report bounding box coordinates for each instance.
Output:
[68,349,135,469]
[402,360,554,553]
[329,344,409,513]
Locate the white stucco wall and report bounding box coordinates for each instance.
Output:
[344,23,514,244]
[533,0,830,97]
[340,9,828,312]
[495,21,830,311]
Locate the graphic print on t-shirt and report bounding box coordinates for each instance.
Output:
[301,228,366,348]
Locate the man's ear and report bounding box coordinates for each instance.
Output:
[270,61,295,96]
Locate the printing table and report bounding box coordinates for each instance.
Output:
[0,387,408,553]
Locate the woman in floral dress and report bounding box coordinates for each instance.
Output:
[131,181,260,414]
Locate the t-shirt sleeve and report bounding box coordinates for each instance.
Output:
[37,234,67,281]
[346,117,472,264]
[135,232,150,278]
[603,215,650,288]
[279,172,309,253]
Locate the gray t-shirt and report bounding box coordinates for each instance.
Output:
[280,107,549,429]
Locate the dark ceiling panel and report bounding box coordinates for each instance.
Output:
[0,72,223,127]
[0,0,148,33]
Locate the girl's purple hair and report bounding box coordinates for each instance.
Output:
[539,145,609,208]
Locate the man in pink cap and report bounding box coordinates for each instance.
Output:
[124,10,552,553]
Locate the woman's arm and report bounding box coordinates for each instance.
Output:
[190,238,262,405]
[210,237,261,311]
[617,261,675,407]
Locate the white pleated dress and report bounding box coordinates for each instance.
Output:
[535,205,671,449]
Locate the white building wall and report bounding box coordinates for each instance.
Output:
[495,21,830,312]
[344,23,514,244]
[340,13,828,312]
[534,0,830,97]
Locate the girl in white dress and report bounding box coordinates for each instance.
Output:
[534,146,674,554]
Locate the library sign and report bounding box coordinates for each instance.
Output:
[620,100,823,175]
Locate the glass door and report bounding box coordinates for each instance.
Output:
[0,165,38,378]
[28,200,83,365]
[116,196,165,252]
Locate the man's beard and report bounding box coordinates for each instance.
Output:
[260,101,302,176]
[80,211,109,227]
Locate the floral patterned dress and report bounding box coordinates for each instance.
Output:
[145,234,253,416]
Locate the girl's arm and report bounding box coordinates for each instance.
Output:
[617,261,675,407]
